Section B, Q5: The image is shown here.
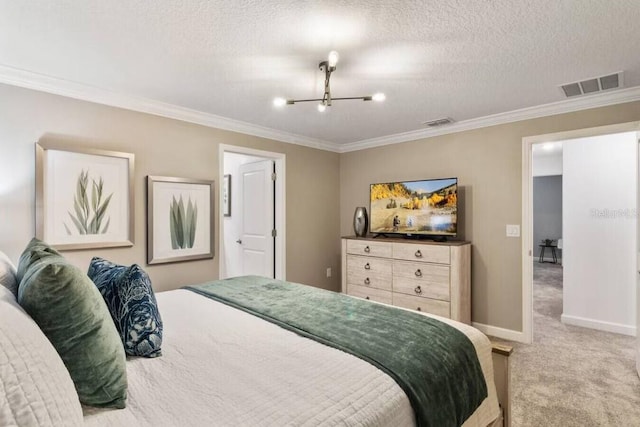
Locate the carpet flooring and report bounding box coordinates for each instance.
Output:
[504,263,640,426]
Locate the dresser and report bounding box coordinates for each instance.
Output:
[341,236,471,324]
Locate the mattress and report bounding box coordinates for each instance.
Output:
[83,289,499,426]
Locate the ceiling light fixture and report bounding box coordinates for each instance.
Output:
[273,51,385,111]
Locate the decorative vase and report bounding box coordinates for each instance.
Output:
[353,207,368,237]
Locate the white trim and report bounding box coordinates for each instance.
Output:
[0,64,340,153]
[339,86,640,152]
[2,64,640,154]
[637,137,640,376]
[521,140,534,344]
[471,322,527,343]
[218,144,286,281]
[561,314,636,337]
[521,121,640,345]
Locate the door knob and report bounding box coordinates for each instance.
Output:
[236,239,242,244]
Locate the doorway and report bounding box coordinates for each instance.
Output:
[531,144,564,337]
[219,144,286,280]
[522,122,640,344]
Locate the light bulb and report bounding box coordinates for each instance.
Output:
[372,92,386,102]
[328,51,339,67]
[273,97,286,107]
[317,103,327,112]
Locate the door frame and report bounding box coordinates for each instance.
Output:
[521,121,640,344]
[219,144,286,280]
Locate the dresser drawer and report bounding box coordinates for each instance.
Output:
[346,255,392,291]
[347,284,393,304]
[347,239,392,258]
[393,293,450,318]
[392,260,450,301]
[342,238,470,323]
[392,243,450,264]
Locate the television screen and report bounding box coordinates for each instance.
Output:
[369,178,458,236]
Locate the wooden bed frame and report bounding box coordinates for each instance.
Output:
[490,343,513,427]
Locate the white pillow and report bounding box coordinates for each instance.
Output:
[0,286,84,426]
[0,251,17,296]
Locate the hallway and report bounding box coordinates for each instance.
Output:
[508,263,640,426]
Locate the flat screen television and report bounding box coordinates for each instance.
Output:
[369,178,458,237]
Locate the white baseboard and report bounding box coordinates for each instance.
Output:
[472,322,528,343]
[561,314,636,336]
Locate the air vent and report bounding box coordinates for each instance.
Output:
[422,117,454,127]
[560,72,623,98]
[600,73,620,90]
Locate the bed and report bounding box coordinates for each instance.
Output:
[84,277,509,427]
[1,262,511,427]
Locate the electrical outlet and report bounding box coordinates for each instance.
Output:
[506,224,520,237]
[326,267,332,278]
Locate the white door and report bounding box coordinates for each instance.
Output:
[238,160,275,277]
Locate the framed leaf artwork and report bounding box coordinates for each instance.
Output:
[35,142,135,250]
[147,176,214,264]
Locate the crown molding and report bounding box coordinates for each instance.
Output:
[2,64,639,155]
[0,64,341,153]
[338,86,640,153]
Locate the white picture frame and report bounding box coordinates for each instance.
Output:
[35,142,135,250]
[147,175,215,265]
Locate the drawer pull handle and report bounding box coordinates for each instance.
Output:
[364,263,371,270]
[365,296,370,300]
[415,250,422,258]
[415,269,422,277]
[364,278,370,285]
[417,307,422,312]
[414,285,422,294]
[364,246,370,253]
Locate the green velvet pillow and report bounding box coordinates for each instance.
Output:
[18,254,128,408]
[15,237,62,283]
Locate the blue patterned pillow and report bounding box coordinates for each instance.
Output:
[88,257,163,358]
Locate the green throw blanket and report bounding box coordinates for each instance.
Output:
[185,276,487,427]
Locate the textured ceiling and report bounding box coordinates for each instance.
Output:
[1,0,640,145]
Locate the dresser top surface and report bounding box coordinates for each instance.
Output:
[342,236,470,246]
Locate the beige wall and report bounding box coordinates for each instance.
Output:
[3,80,640,333]
[340,101,640,332]
[0,83,341,292]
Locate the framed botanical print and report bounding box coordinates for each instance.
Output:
[147,175,214,264]
[35,142,135,250]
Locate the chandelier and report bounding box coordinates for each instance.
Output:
[273,51,385,112]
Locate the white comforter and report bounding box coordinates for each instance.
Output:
[84,289,499,427]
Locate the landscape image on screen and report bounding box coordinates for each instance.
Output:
[370,178,457,236]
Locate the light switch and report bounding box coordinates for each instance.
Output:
[506,225,520,237]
